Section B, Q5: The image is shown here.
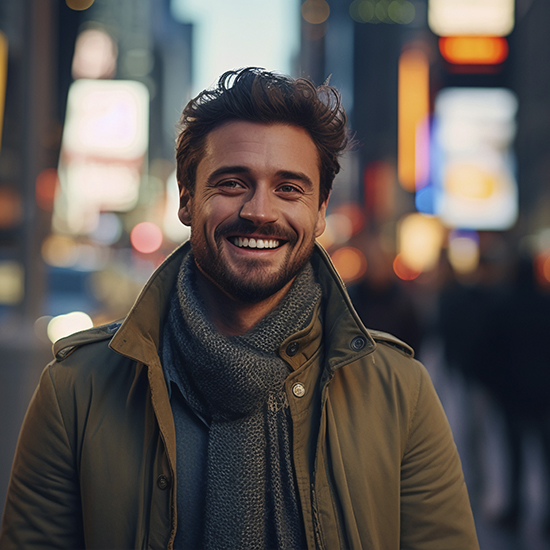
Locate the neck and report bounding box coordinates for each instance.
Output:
[194,270,295,336]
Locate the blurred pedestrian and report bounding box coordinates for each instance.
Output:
[479,255,550,534]
[348,236,422,353]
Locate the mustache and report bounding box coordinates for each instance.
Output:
[214,220,296,242]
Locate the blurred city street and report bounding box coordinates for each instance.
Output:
[423,339,550,550]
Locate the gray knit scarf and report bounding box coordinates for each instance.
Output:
[162,252,321,550]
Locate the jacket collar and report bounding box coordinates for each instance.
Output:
[109,243,188,364]
[310,243,376,372]
[110,241,376,370]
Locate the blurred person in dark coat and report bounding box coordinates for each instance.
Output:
[478,255,550,533]
[348,236,423,354]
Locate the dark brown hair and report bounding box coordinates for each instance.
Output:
[175,67,349,205]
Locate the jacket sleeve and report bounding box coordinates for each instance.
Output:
[0,364,85,550]
[400,362,479,550]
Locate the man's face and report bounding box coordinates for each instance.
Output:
[178,121,328,303]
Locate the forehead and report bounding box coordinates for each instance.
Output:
[198,121,321,182]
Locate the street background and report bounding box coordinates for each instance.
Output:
[1,1,550,548]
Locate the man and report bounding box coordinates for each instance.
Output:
[0,68,479,549]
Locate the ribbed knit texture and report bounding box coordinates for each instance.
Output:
[162,251,321,550]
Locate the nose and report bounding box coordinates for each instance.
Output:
[239,186,279,226]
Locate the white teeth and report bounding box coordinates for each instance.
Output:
[231,237,280,249]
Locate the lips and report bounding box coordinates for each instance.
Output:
[230,237,281,249]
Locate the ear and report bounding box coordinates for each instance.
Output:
[178,183,193,226]
[314,194,330,238]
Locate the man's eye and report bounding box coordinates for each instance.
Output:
[220,180,242,189]
[279,184,300,194]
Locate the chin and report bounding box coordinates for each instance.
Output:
[220,275,293,304]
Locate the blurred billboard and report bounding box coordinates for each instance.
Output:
[54,79,150,235]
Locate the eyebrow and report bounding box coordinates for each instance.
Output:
[206,166,250,186]
[207,166,315,189]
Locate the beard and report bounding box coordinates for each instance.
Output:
[190,220,316,304]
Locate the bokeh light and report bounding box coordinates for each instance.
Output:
[0,31,7,152]
[398,48,429,192]
[35,168,59,211]
[387,0,415,24]
[47,311,93,343]
[0,186,22,228]
[393,253,421,281]
[301,0,330,24]
[66,0,95,11]
[317,212,354,249]
[331,246,368,283]
[439,37,509,66]
[350,0,415,25]
[130,222,164,254]
[428,0,515,37]
[534,251,550,288]
[42,235,79,268]
[0,261,24,304]
[89,213,123,246]
[332,203,366,236]
[72,28,117,80]
[448,230,480,275]
[398,213,444,272]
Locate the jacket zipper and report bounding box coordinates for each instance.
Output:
[312,367,354,550]
[311,481,327,550]
[310,370,347,550]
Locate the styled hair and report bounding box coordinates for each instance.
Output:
[175,67,349,205]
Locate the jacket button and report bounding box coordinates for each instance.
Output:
[107,322,121,334]
[350,336,366,351]
[292,382,306,398]
[157,474,170,490]
[286,342,299,356]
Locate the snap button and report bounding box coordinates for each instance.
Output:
[157,474,170,490]
[107,322,121,334]
[292,382,306,398]
[350,336,366,351]
[286,342,299,357]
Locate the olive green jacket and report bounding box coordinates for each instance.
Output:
[0,242,479,550]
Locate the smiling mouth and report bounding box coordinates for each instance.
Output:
[230,237,282,249]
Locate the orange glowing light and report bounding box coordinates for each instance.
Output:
[130,222,163,254]
[0,187,22,228]
[0,32,7,152]
[398,48,430,192]
[301,0,330,24]
[66,0,95,11]
[35,168,59,211]
[393,253,421,281]
[544,257,550,283]
[535,252,550,287]
[330,247,367,283]
[439,37,508,65]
